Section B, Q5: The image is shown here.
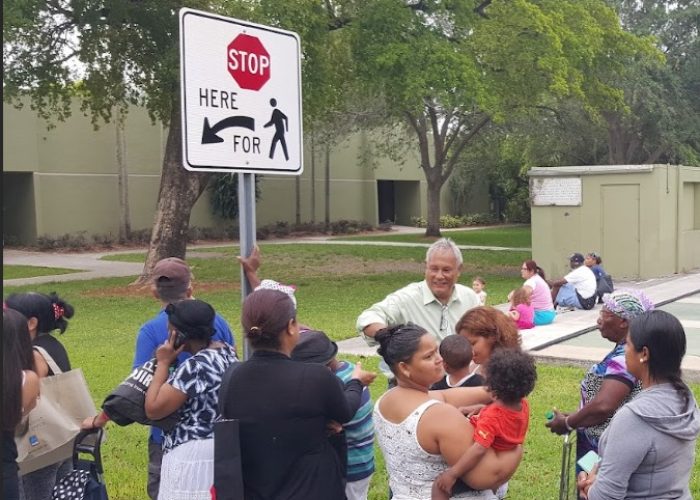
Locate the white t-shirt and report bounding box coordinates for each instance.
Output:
[564,265,597,299]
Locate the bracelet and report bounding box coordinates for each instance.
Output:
[92,414,99,428]
[564,415,574,432]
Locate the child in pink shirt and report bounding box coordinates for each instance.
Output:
[508,287,535,330]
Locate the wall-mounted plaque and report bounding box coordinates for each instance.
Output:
[530,177,582,206]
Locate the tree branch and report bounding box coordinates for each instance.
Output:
[443,115,490,182]
[474,0,492,19]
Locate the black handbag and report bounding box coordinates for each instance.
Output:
[101,358,181,431]
[51,428,108,500]
[212,363,244,500]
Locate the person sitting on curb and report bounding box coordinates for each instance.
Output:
[548,253,597,311]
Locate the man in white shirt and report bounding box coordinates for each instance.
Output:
[356,238,480,375]
[549,253,597,310]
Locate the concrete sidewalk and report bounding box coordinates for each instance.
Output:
[4,238,699,379]
[339,274,700,381]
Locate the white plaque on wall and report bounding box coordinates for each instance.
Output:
[530,177,582,206]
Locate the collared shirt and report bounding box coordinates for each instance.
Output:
[356,280,480,345]
[357,280,479,378]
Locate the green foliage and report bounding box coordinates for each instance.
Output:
[207,174,262,220]
[600,0,700,165]
[411,213,499,229]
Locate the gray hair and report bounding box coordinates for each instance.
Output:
[426,238,463,266]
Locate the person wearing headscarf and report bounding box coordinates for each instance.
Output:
[577,310,699,499]
[545,289,655,469]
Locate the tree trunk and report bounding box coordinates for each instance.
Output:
[136,105,211,284]
[425,174,443,237]
[116,109,131,243]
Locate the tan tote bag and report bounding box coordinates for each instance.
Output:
[15,346,98,475]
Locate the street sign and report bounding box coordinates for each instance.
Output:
[179,8,303,174]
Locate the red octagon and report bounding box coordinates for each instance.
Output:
[227,34,271,91]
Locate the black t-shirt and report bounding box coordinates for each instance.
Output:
[33,334,71,374]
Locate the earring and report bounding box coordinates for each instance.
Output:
[640,358,645,363]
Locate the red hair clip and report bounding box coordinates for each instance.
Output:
[53,303,65,320]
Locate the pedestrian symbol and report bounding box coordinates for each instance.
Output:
[263,98,288,161]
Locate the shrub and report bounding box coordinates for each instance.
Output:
[411,216,426,228]
[461,213,498,226]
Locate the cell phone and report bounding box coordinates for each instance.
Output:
[173,330,187,350]
[577,450,601,473]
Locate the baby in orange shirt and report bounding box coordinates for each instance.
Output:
[432,348,537,499]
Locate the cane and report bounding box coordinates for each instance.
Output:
[547,411,575,500]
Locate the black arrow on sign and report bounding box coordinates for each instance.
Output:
[201,116,255,144]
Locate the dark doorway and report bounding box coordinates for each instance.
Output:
[377,180,395,224]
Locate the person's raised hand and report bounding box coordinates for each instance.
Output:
[237,245,261,273]
[351,361,377,386]
[156,330,184,366]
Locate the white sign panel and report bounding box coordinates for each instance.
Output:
[530,177,582,206]
[180,8,303,174]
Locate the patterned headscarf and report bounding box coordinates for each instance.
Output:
[255,279,297,309]
[602,289,654,320]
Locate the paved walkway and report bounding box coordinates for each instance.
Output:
[4,229,699,380]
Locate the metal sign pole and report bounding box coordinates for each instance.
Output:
[238,172,256,360]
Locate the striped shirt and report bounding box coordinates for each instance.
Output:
[335,360,375,481]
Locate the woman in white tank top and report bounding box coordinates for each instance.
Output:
[373,324,523,500]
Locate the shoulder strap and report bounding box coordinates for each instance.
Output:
[33,345,63,374]
[218,360,241,416]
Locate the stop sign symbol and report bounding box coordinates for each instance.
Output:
[227,34,270,91]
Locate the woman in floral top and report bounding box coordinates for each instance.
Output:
[145,299,237,500]
[545,290,654,468]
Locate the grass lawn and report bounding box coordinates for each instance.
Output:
[334,225,532,248]
[3,265,82,279]
[6,243,699,499]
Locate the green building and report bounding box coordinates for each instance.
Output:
[3,102,488,245]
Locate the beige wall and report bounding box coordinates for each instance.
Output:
[678,166,700,272]
[3,102,446,244]
[530,165,700,280]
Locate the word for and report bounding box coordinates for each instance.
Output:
[233,135,261,154]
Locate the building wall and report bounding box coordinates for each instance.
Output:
[678,166,700,272]
[530,165,699,280]
[2,102,448,244]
